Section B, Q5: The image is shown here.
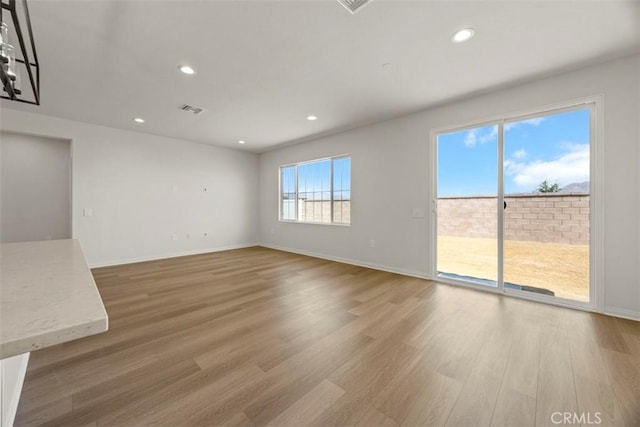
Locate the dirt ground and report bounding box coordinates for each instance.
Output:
[437,236,589,302]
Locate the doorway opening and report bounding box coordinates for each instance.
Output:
[0,131,72,243]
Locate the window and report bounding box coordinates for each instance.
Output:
[280,156,351,224]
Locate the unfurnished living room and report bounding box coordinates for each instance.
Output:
[0,1,639,426]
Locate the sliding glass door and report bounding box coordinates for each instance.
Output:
[435,105,592,305]
[503,108,591,302]
[436,124,499,288]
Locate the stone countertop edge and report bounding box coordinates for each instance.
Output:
[0,239,109,359]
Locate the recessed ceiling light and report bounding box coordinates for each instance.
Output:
[238,140,246,144]
[452,28,475,43]
[179,65,196,75]
[133,118,145,123]
[307,115,318,121]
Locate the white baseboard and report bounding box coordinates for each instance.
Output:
[1,352,30,427]
[89,243,260,268]
[259,243,429,280]
[604,307,640,322]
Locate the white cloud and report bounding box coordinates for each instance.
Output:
[464,129,478,147]
[464,125,497,147]
[513,149,527,159]
[505,117,545,131]
[481,126,498,144]
[505,143,589,189]
[465,118,543,148]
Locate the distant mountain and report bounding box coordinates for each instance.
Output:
[559,181,590,193]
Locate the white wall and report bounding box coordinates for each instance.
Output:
[1,132,71,243]
[259,54,640,319]
[0,110,259,266]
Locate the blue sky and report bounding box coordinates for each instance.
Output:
[438,108,590,196]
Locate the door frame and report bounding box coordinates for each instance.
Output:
[428,95,604,313]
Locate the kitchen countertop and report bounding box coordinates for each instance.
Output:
[0,239,108,359]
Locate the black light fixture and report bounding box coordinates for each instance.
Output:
[1,0,39,105]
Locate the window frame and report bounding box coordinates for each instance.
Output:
[279,154,351,226]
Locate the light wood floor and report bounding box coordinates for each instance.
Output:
[15,247,639,426]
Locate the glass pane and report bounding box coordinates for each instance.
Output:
[322,161,331,192]
[298,160,331,223]
[503,108,590,302]
[437,125,498,287]
[332,157,351,224]
[281,166,296,220]
[333,201,342,222]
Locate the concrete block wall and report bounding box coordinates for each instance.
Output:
[299,200,351,224]
[438,194,589,244]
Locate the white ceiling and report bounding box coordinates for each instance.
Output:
[3,0,639,152]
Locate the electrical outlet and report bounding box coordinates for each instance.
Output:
[83,208,93,217]
[171,233,178,241]
[412,207,425,218]
[369,239,376,248]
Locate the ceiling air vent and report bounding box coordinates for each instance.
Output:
[180,104,205,115]
[336,0,372,14]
